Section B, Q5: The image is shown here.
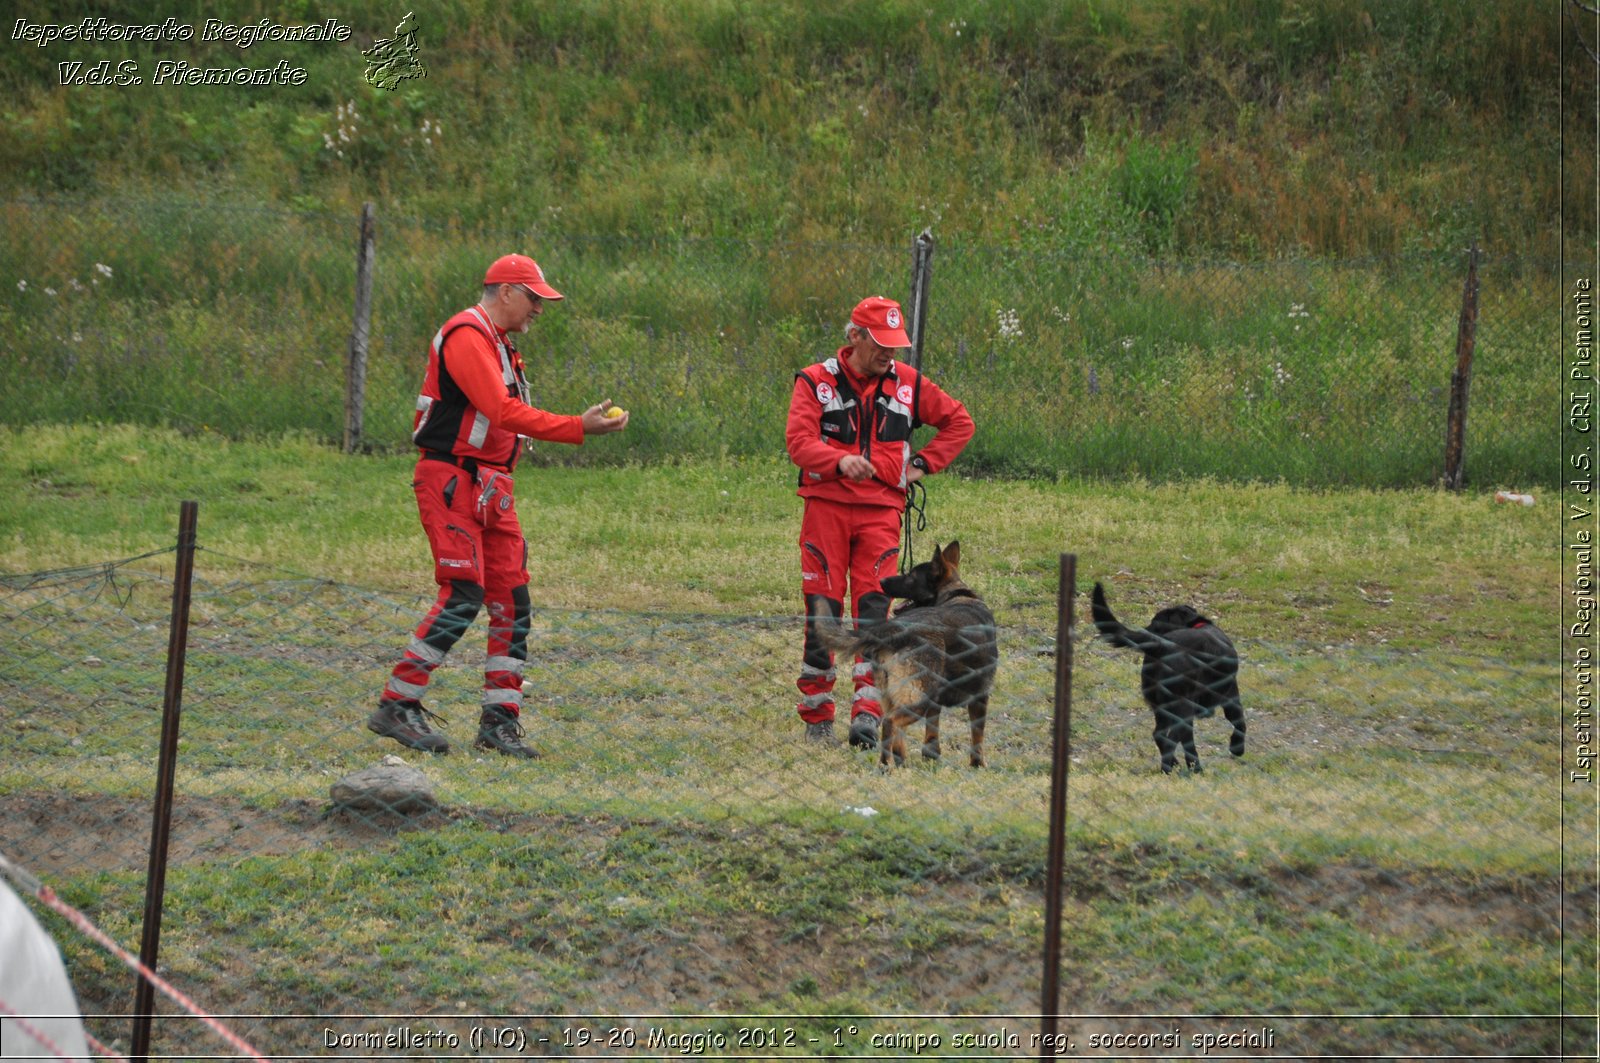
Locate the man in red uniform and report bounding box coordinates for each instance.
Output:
[786,295,975,748]
[370,253,628,758]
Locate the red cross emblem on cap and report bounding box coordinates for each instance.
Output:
[851,296,912,348]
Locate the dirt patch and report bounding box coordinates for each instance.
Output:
[1260,861,1588,943]
[0,790,428,880]
[3,788,1580,939]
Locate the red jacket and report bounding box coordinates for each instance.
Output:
[412,306,584,469]
[787,350,974,510]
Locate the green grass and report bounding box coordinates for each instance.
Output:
[0,427,1587,1059]
[0,0,1579,258]
[0,198,1560,486]
[1,0,1586,1049]
[0,424,1558,652]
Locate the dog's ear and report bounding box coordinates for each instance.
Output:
[941,541,962,574]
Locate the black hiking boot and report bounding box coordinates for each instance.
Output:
[804,719,836,744]
[474,705,539,759]
[368,698,450,754]
[848,711,881,751]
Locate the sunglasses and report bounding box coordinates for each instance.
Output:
[516,284,542,303]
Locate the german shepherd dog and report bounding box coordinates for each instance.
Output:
[1091,582,1246,773]
[817,542,998,768]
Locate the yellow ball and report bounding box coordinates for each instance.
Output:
[605,406,628,419]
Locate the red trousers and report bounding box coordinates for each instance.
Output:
[796,497,901,723]
[379,456,530,717]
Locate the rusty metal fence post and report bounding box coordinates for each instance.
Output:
[131,500,198,1062]
[1041,553,1076,1056]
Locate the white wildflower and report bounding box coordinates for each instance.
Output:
[996,308,1022,341]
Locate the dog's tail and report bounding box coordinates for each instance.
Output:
[811,615,865,657]
[810,612,924,658]
[1091,582,1170,655]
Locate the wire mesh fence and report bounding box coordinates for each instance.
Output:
[0,538,1586,1059]
[0,195,1559,488]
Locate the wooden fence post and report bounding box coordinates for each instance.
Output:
[1443,242,1480,490]
[344,203,376,454]
[906,228,934,373]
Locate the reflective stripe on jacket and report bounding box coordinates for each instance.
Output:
[412,306,584,467]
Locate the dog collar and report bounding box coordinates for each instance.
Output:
[1191,620,1209,628]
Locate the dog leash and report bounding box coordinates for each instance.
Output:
[900,478,927,574]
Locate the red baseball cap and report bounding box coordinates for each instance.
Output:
[851,295,911,348]
[484,254,564,300]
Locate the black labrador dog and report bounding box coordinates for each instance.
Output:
[1091,582,1245,773]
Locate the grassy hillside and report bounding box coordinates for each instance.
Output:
[0,0,1581,258]
[0,0,1575,486]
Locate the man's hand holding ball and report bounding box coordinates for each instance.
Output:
[582,400,629,434]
